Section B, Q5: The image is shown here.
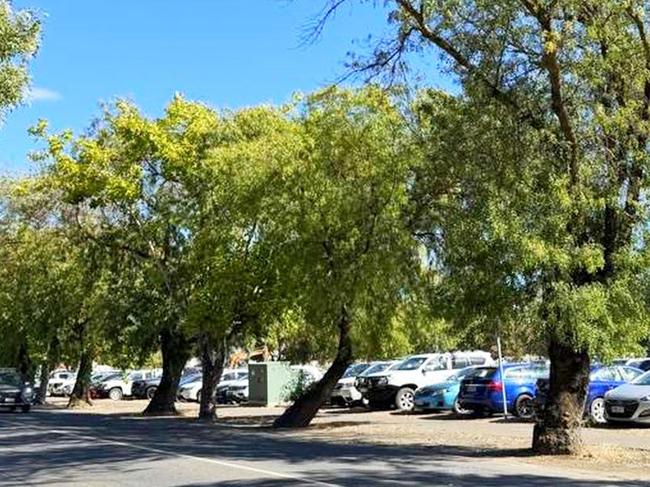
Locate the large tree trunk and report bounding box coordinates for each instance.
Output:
[274,307,353,428]
[17,341,32,383]
[68,350,94,408]
[532,338,590,454]
[143,328,190,416]
[198,335,227,421]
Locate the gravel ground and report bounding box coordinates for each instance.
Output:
[45,397,650,481]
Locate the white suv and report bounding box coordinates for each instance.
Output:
[95,370,161,401]
[362,351,494,411]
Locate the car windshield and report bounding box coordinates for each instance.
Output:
[0,371,21,387]
[361,363,391,376]
[100,373,121,382]
[343,363,370,378]
[632,371,650,385]
[396,357,428,371]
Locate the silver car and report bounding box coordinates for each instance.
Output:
[604,371,650,423]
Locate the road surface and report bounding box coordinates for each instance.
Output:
[0,409,644,486]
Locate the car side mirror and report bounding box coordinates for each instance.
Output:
[421,369,427,375]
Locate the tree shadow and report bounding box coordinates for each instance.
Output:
[0,410,645,487]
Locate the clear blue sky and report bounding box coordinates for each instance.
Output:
[1,1,450,175]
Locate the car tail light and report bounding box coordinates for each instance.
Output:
[487,381,502,393]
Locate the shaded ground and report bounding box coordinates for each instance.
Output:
[27,398,650,483]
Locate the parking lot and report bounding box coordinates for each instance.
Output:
[13,398,647,484]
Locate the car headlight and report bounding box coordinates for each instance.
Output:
[640,395,650,402]
[376,377,388,386]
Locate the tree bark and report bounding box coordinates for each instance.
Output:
[143,328,190,416]
[198,335,227,421]
[532,338,590,454]
[274,307,353,428]
[68,350,94,408]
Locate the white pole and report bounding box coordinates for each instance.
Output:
[497,335,508,419]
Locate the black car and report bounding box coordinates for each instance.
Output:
[0,369,33,413]
[131,377,161,399]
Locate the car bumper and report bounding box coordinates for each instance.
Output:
[363,386,398,404]
[459,397,505,412]
[414,393,449,411]
[605,400,650,423]
[331,387,362,403]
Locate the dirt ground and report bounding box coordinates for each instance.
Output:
[45,397,650,481]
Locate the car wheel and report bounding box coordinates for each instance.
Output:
[196,390,202,403]
[21,405,30,413]
[146,387,157,400]
[395,387,415,412]
[108,387,123,401]
[589,397,606,424]
[452,397,471,416]
[515,394,534,419]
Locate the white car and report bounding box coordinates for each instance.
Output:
[362,351,494,411]
[48,371,77,396]
[605,370,650,423]
[178,369,248,402]
[331,361,397,407]
[95,370,161,401]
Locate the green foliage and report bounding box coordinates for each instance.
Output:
[0,0,40,117]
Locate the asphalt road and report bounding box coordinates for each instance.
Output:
[0,410,645,486]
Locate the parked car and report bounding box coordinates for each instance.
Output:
[178,369,248,402]
[625,358,650,372]
[354,360,401,399]
[414,366,480,414]
[459,362,549,418]
[48,371,77,397]
[330,363,371,407]
[225,376,250,403]
[604,370,650,423]
[92,369,161,400]
[363,351,494,411]
[0,369,33,412]
[535,365,643,424]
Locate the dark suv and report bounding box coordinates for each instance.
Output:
[0,369,33,413]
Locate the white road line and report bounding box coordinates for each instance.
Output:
[0,419,343,487]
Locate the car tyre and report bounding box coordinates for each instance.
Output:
[395,387,415,412]
[146,387,157,400]
[514,394,534,419]
[589,397,606,424]
[452,397,471,417]
[108,387,123,401]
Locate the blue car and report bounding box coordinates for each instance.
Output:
[414,366,478,414]
[536,365,644,424]
[459,362,549,418]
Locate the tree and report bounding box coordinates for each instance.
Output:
[33,97,223,414]
[271,87,421,427]
[325,0,650,453]
[0,0,40,118]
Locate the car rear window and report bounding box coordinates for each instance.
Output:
[464,367,496,379]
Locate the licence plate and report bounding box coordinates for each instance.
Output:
[466,385,477,392]
[3,398,15,403]
[611,406,625,413]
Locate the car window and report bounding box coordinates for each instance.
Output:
[0,371,21,387]
[470,356,487,365]
[464,367,496,379]
[618,366,643,382]
[396,357,428,371]
[504,367,527,379]
[632,371,650,385]
[343,363,370,378]
[361,363,390,376]
[130,373,142,381]
[423,357,448,372]
[451,357,470,369]
[591,367,619,382]
[222,373,236,381]
[238,372,248,380]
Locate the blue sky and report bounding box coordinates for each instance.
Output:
[1,1,450,175]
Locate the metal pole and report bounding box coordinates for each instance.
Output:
[497,335,508,419]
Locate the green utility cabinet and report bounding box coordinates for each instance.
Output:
[248,361,293,406]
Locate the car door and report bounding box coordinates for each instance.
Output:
[589,367,620,404]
